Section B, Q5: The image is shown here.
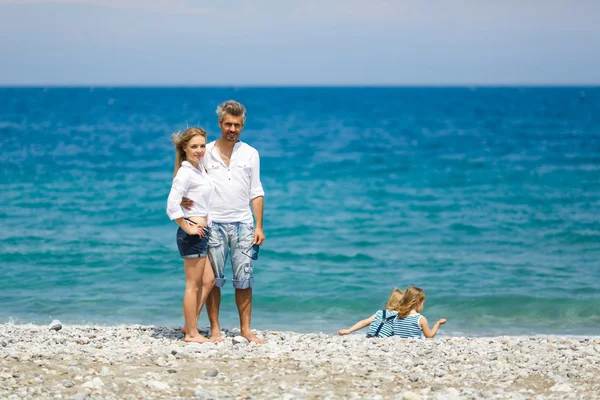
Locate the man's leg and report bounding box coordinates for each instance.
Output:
[197,258,215,321]
[231,222,263,344]
[206,285,222,341]
[207,223,229,342]
[235,287,262,343]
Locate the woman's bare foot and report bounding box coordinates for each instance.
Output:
[241,330,264,344]
[184,333,210,344]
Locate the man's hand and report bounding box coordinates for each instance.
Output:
[181,197,194,210]
[253,227,265,246]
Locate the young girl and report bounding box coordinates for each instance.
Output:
[393,286,446,339]
[166,127,216,344]
[338,288,404,338]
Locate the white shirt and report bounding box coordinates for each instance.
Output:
[166,161,215,222]
[202,140,264,224]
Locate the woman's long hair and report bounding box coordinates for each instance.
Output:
[171,127,207,176]
[383,288,404,313]
[397,286,426,318]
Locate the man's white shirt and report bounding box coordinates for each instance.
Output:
[202,140,264,224]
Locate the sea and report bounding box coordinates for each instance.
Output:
[1,87,599,337]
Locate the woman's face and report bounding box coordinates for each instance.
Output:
[417,299,425,312]
[184,135,206,165]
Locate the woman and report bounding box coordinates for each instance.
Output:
[166,127,215,343]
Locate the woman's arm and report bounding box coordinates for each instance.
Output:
[167,170,189,220]
[419,316,446,338]
[167,170,202,236]
[338,314,376,335]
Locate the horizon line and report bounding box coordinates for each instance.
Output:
[0,83,599,89]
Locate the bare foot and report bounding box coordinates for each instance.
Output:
[241,330,264,344]
[181,326,206,335]
[184,334,210,344]
[210,326,224,343]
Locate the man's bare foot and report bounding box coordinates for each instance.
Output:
[241,330,264,344]
[210,326,224,342]
[184,334,210,344]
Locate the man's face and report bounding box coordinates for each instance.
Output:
[219,114,244,142]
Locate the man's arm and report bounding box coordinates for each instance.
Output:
[250,151,265,245]
[181,197,194,210]
[251,196,265,245]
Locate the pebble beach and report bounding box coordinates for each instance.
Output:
[1,324,599,399]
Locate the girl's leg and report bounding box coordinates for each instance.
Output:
[183,257,209,343]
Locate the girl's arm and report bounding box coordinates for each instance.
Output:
[419,316,446,338]
[338,314,376,335]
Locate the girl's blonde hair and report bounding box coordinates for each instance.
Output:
[397,286,426,318]
[171,127,207,175]
[384,288,404,312]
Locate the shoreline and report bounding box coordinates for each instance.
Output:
[4,320,599,339]
[1,324,599,399]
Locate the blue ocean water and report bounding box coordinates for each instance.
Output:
[1,87,599,336]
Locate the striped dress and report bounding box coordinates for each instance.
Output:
[366,310,397,338]
[393,313,423,338]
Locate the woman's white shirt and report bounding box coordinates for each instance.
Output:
[166,161,214,222]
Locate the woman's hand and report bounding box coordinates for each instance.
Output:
[182,222,199,236]
[181,221,203,235]
[198,226,208,238]
[437,319,447,325]
[338,329,350,336]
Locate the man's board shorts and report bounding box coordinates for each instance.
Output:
[208,222,255,289]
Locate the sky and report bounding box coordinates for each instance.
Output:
[1,0,599,86]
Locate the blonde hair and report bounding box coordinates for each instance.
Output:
[397,286,426,318]
[383,288,404,313]
[171,127,207,175]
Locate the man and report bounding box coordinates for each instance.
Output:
[184,100,265,344]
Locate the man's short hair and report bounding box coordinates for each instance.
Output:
[216,100,246,123]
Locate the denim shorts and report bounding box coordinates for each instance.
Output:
[207,222,255,289]
[176,227,209,259]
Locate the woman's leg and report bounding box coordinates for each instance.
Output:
[183,256,209,343]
